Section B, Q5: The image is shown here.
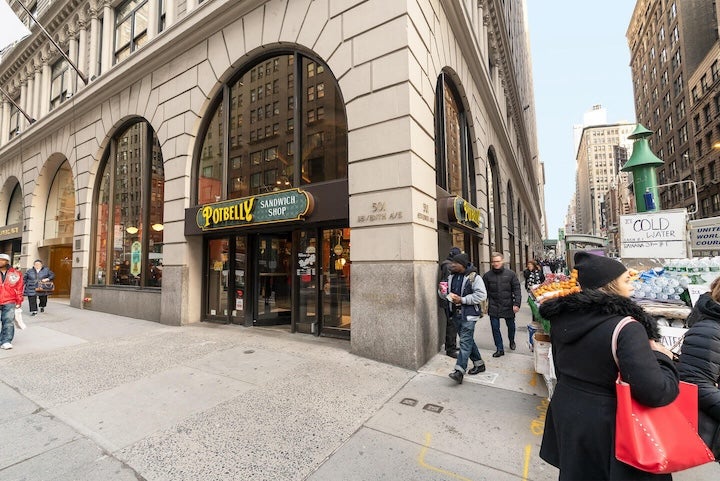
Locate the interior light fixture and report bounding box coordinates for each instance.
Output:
[125,226,139,234]
[151,223,164,232]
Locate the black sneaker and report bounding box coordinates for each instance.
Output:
[468,362,486,374]
[448,370,463,384]
[446,349,459,359]
[510,341,516,350]
[492,350,504,358]
[40,307,44,313]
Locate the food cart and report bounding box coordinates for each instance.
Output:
[529,210,720,398]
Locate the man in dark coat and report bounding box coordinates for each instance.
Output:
[438,247,461,357]
[677,286,720,458]
[482,252,521,357]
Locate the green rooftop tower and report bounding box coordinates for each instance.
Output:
[620,124,664,212]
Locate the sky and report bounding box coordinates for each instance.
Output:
[526,1,638,239]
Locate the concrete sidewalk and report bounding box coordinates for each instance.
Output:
[0,300,716,480]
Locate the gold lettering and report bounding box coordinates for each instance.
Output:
[243,198,255,222]
[201,206,213,227]
[463,201,480,226]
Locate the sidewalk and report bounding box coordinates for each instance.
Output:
[0,300,716,480]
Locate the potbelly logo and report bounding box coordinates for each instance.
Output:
[196,189,314,231]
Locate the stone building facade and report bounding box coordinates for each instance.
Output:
[0,0,543,369]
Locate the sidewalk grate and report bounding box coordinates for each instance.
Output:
[400,398,418,406]
[422,403,443,413]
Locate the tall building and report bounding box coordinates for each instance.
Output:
[0,0,543,369]
[574,123,635,236]
[628,0,719,216]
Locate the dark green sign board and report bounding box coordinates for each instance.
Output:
[196,189,314,231]
[450,196,484,233]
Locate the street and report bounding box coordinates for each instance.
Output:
[0,300,717,480]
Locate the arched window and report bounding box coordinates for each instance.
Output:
[435,73,476,203]
[92,119,164,287]
[488,149,503,253]
[6,184,22,224]
[44,162,75,239]
[196,52,347,204]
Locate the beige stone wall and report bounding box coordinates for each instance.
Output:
[0,0,543,367]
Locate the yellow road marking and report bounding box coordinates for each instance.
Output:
[418,432,473,481]
[522,444,532,481]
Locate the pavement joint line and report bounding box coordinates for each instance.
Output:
[418,432,473,481]
[360,425,526,479]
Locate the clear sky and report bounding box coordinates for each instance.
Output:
[526,0,638,239]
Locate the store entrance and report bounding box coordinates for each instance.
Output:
[202,229,350,336]
[254,233,292,326]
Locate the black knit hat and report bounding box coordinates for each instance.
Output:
[451,253,470,267]
[574,251,627,289]
[448,246,462,258]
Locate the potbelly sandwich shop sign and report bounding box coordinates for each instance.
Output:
[195,189,314,231]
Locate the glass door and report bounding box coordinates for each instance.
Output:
[255,233,292,325]
[295,230,318,334]
[231,236,248,324]
[206,238,230,319]
[321,228,351,337]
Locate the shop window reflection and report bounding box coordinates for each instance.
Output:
[322,228,350,330]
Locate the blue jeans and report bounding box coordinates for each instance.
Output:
[490,316,516,352]
[0,303,16,344]
[453,314,483,373]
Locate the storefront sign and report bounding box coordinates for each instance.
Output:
[689,216,720,252]
[0,223,21,241]
[620,210,687,258]
[448,197,484,234]
[196,189,314,231]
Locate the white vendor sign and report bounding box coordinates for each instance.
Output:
[689,215,720,252]
[620,209,687,258]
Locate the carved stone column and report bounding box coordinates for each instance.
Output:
[101,1,114,73]
[40,50,52,117]
[33,58,42,119]
[88,5,99,80]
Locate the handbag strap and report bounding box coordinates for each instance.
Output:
[611,316,637,369]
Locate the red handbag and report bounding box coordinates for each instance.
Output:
[612,317,715,473]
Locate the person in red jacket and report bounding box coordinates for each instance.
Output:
[0,253,24,350]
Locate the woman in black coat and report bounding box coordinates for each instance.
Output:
[677,278,720,459]
[538,252,679,480]
[23,259,55,316]
[523,259,545,292]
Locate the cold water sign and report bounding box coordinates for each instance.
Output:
[620,210,687,258]
[197,189,314,231]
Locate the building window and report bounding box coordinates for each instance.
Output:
[196,52,347,202]
[8,98,21,139]
[92,120,164,287]
[50,56,69,110]
[44,162,75,239]
[435,73,476,203]
[676,98,685,121]
[114,0,149,62]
